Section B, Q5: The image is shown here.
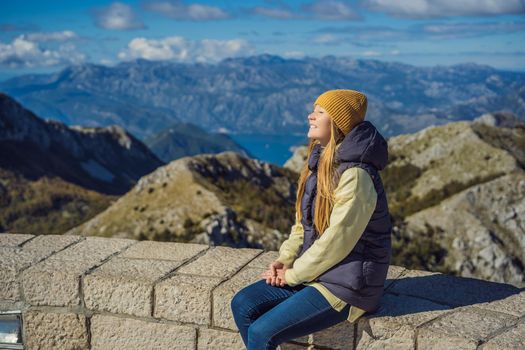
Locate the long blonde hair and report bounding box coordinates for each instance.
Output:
[295,118,346,236]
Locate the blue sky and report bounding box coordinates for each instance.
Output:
[1,0,525,81]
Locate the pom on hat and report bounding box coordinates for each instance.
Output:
[313,89,368,135]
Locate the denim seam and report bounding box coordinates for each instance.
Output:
[263,304,333,349]
[245,293,291,319]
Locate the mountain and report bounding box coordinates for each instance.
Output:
[0,93,164,195]
[394,112,525,287]
[144,122,252,163]
[286,112,525,287]
[1,54,524,141]
[65,151,299,250]
[0,93,164,235]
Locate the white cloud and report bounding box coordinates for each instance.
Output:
[301,0,361,20]
[282,51,305,58]
[243,0,361,21]
[314,20,525,44]
[422,21,525,39]
[93,2,145,30]
[99,58,116,66]
[312,33,339,44]
[143,0,230,21]
[363,0,525,19]
[249,6,296,19]
[361,50,381,56]
[24,30,77,42]
[0,35,86,68]
[118,35,254,63]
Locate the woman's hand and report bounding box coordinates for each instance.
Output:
[260,260,289,287]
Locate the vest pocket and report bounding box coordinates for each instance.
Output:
[317,259,365,291]
[363,261,389,287]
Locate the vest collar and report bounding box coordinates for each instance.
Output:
[308,143,323,171]
[307,121,388,172]
[335,121,389,170]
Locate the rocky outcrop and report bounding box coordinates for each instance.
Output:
[283,144,308,174]
[1,233,524,349]
[0,93,164,195]
[388,113,525,287]
[405,172,525,287]
[65,151,299,250]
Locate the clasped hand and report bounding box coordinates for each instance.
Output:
[260,261,289,287]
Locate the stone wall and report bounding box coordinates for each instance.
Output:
[1,233,524,349]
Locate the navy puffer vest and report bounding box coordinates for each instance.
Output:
[297,120,392,313]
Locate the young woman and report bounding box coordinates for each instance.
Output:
[231,89,392,349]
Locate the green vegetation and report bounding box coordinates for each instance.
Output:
[196,167,297,235]
[391,219,453,275]
[380,162,422,217]
[470,122,525,168]
[0,169,115,235]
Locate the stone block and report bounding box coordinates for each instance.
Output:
[197,327,245,349]
[311,319,355,349]
[155,274,223,325]
[21,258,94,306]
[83,257,181,317]
[0,233,34,247]
[119,240,208,261]
[21,237,133,306]
[0,235,83,300]
[355,292,451,350]
[279,343,309,349]
[48,236,135,263]
[23,310,89,350]
[245,250,280,270]
[387,269,519,308]
[475,290,525,317]
[416,307,518,349]
[177,246,261,278]
[90,314,195,350]
[479,322,525,350]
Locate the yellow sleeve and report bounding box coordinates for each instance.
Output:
[285,167,377,287]
[275,211,304,267]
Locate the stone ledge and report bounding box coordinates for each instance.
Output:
[1,233,524,350]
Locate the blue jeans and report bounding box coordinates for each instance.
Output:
[230,279,351,349]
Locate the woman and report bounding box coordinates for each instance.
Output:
[231,89,392,349]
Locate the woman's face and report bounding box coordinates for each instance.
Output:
[308,104,331,146]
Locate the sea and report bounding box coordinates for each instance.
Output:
[228,133,309,167]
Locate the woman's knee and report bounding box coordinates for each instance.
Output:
[231,280,266,311]
[231,290,247,315]
[231,285,257,317]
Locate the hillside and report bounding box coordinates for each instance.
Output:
[0,93,164,234]
[0,93,164,195]
[65,151,299,250]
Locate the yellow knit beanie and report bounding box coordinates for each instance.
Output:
[313,89,368,135]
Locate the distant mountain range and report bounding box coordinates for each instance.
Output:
[1,54,524,141]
